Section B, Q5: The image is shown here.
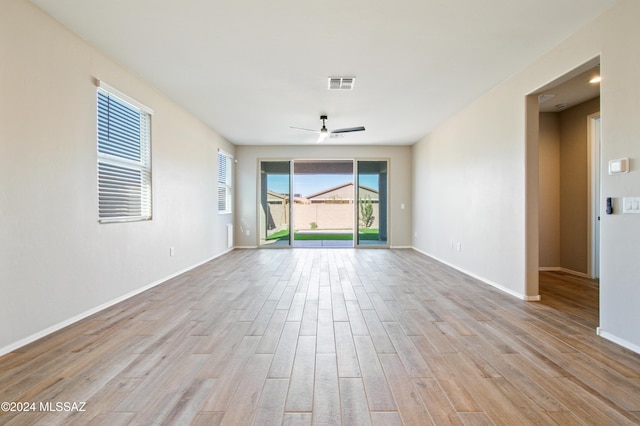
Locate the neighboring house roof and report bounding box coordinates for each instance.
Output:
[306,182,378,201]
[267,190,309,204]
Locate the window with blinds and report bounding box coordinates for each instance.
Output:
[218,151,232,214]
[97,83,152,222]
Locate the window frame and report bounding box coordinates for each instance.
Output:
[96,80,153,223]
[217,150,233,215]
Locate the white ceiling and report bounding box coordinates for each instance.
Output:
[31,0,618,146]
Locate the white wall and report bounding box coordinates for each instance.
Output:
[413,0,640,351]
[234,145,412,248]
[0,1,234,354]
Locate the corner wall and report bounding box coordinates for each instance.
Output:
[413,0,640,352]
[0,1,234,353]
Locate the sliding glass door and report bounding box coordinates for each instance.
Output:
[259,161,292,247]
[259,158,389,248]
[356,160,388,247]
[293,160,354,248]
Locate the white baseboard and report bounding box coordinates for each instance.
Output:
[0,248,234,357]
[596,328,640,355]
[539,266,590,278]
[412,247,541,302]
[390,246,412,249]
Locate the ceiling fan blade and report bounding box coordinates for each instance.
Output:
[331,126,365,134]
[289,126,320,133]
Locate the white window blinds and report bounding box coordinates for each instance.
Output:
[218,151,232,214]
[97,83,152,222]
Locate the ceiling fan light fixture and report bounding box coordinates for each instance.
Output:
[317,132,329,143]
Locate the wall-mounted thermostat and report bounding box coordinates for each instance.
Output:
[608,158,629,175]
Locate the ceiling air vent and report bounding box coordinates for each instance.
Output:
[328,77,355,90]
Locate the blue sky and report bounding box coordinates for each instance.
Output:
[268,174,379,197]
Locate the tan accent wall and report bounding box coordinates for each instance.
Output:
[559,97,600,274]
[539,112,561,267]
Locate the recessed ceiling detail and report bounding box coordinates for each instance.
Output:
[328,77,355,90]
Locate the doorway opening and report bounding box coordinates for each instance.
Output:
[529,56,601,325]
[293,160,354,247]
[258,159,389,248]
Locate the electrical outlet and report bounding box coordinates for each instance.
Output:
[169,247,175,256]
[245,229,250,236]
[456,242,462,252]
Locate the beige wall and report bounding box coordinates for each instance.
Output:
[559,97,601,274]
[413,0,640,351]
[235,145,412,247]
[539,113,561,267]
[0,1,234,353]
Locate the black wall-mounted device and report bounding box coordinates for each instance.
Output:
[606,197,613,215]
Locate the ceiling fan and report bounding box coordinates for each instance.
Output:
[290,115,365,143]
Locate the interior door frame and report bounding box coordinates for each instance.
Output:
[587,112,601,279]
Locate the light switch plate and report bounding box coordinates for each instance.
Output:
[609,158,629,175]
[623,197,640,214]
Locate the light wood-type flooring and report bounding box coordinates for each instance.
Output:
[1,249,639,425]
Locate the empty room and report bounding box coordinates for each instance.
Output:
[2,0,640,424]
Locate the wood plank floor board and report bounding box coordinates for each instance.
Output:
[268,321,302,379]
[353,335,397,412]
[378,353,433,425]
[220,353,273,425]
[316,309,336,354]
[330,282,349,322]
[369,411,403,425]
[128,353,210,425]
[488,353,567,412]
[334,321,361,378]
[284,336,316,412]
[256,309,288,354]
[252,378,289,426]
[412,377,464,426]
[385,300,424,337]
[2,249,640,425]
[346,300,370,336]
[299,300,319,336]
[382,321,432,378]
[313,353,341,424]
[287,292,307,322]
[362,309,397,354]
[339,377,371,425]
[422,353,484,413]
[200,335,261,411]
[282,412,313,425]
[72,377,144,425]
